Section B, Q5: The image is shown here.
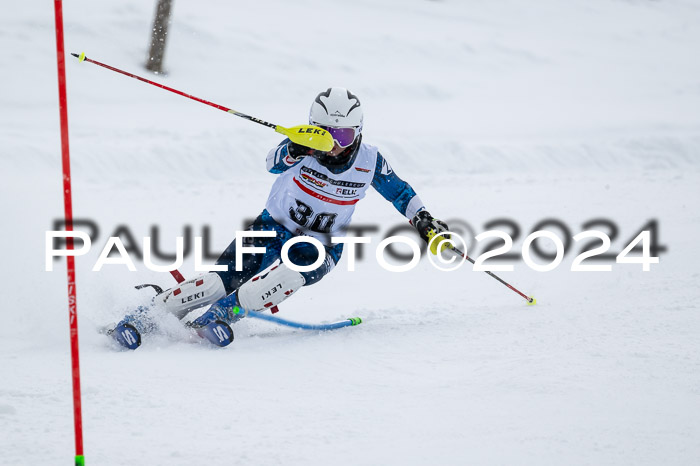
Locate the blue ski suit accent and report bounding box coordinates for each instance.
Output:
[370,152,419,217]
[267,142,300,174]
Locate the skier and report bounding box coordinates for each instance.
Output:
[112,87,450,349]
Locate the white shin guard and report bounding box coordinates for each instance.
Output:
[158,273,227,320]
[238,263,306,312]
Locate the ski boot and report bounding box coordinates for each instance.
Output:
[188,294,242,347]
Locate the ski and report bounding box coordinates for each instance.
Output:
[106,283,363,350]
[241,310,363,330]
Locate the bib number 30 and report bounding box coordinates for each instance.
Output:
[289,200,337,234]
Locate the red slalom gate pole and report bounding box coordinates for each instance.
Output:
[53,1,85,465]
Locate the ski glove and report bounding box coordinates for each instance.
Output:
[287,141,326,161]
[411,210,451,255]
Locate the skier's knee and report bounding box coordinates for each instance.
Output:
[299,253,337,286]
[237,263,305,311]
[214,249,264,295]
[287,241,342,286]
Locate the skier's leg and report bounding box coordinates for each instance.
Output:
[112,211,288,343]
[193,261,308,329]
[213,210,291,295]
[189,209,295,325]
[292,241,343,286]
[217,239,344,316]
[160,210,291,319]
[237,262,306,311]
[111,272,228,348]
[156,272,227,320]
[192,213,343,326]
[179,215,291,346]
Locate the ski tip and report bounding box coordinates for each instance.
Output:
[527,296,537,306]
[349,317,363,326]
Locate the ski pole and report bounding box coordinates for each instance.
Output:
[428,232,536,305]
[70,52,334,151]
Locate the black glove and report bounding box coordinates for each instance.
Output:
[287,141,325,161]
[411,210,450,254]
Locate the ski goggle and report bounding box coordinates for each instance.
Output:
[317,125,359,148]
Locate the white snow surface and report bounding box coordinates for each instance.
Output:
[1,0,700,464]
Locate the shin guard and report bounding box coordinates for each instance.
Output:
[158,273,227,319]
[238,264,305,312]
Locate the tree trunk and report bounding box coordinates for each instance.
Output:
[145,0,173,74]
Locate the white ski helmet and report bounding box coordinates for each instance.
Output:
[309,87,363,148]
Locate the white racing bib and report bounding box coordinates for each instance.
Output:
[265,143,379,245]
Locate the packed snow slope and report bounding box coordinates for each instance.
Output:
[1,0,699,465]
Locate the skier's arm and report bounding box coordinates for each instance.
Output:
[372,152,450,253]
[266,140,326,174]
[266,139,302,173]
[371,152,426,220]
